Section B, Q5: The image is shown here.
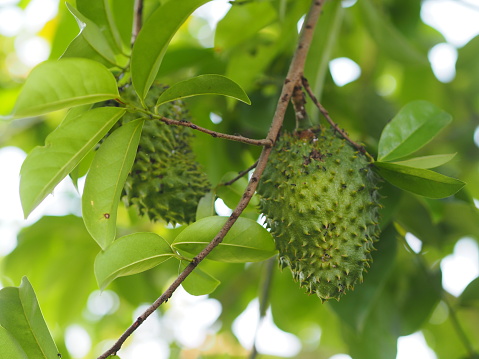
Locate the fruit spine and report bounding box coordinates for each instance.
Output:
[117,84,210,224]
[258,127,381,301]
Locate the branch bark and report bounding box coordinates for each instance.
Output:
[155,116,271,146]
[131,0,144,46]
[98,1,325,357]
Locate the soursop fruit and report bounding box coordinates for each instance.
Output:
[258,127,381,301]
[110,84,210,225]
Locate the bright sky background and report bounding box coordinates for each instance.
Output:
[1,0,479,358]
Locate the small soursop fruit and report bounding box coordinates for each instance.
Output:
[112,84,210,225]
[258,127,381,301]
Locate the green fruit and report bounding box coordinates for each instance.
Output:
[112,84,210,225]
[257,127,381,301]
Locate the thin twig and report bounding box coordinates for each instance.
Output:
[120,102,271,147]
[97,1,325,358]
[131,0,144,46]
[156,116,271,147]
[301,76,375,162]
[219,161,259,187]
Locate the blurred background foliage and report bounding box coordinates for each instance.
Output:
[0,0,479,358]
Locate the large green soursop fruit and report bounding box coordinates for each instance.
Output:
[258,127,381,301]
[119,84,210,224]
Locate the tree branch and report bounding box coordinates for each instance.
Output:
[219,161,259,187]
[156,116,271,147]
[97,1,325,357]
[119,101,271,147]
[131,0,144,46]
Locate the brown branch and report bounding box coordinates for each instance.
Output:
[156,116,271,147]
[220,161,259,187]
[131,0,144,46]
[301,76,375,162]
[97,1,325,358]
[122,102,271,147]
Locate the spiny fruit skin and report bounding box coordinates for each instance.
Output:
[117,84,210,225]
[257,127,381,301]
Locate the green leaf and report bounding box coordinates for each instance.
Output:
[215,2,277,50]
[391,153,456,169]
[94,232,176,290]
[82,119,144,249]
[358,0,426,65]
[224,1,306,93]
[329,225,398,332]
[11,58,119,118]
[61,32,115,68]
[374,161,465,199]
[20,107,125,218]
[156,74,251,107]
[196,191,216,221]
[459,276,479,307]
[76,0,122,52]
[1,216,99,327]
[65,3,118,65]
[378,101,453,162]
[0,326,28,359]
[110,0,135,48]
[131,0,211,100]
[0,277,58,359]
[70,148,95,190]
[172,216,277,263]
[180,261,220,296]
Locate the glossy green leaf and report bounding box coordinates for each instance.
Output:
[459,276,479,307]
[20,107,125,218]
[11,58,119,118]
[374,161,465,198]
[109,0,135,47]
[224,1,306,93]
[0,277,58,359]
[196,191,216,220]
[1,216,99,327]
[358,0,426,65]
[82,119,144,249]
[330,225,398,332]
[180,261,220,296]
[70,148,95,190]
[215,2,277,50]
[0,326,28,359]
[76,0,122,52]
[392,153,456,169]
[61,32,114,68]
[378,101,453,162]
[156,74,251,107]
[64,104,94,188]
[66,3,118,65]
[94,232,176,290]
[172,216,276,263]
[131,0,211,100]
